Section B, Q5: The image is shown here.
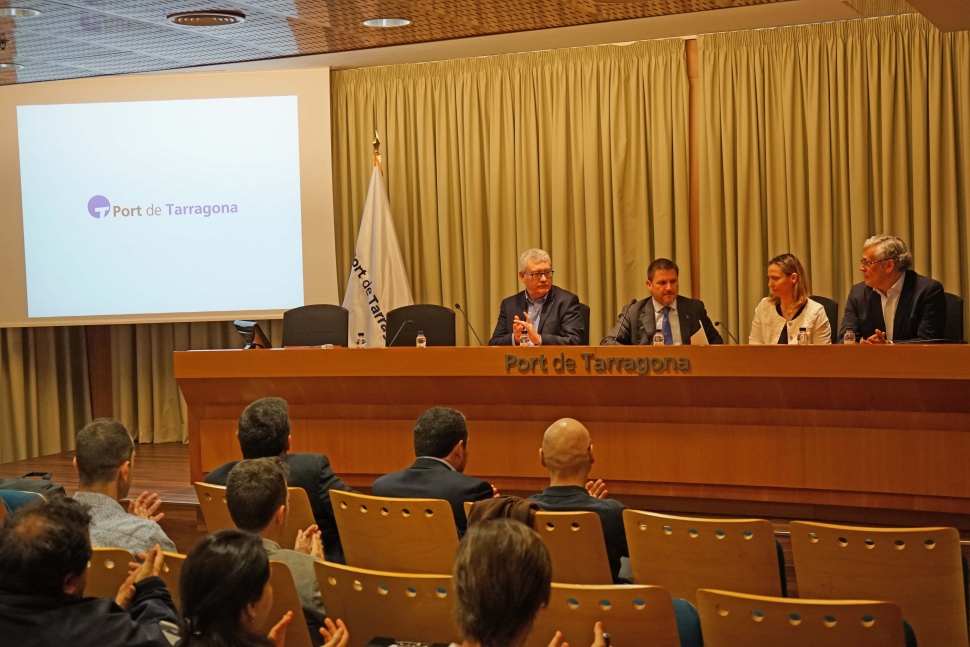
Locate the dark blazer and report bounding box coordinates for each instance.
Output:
[372,457,493,537]
[205,452,356,564]
[839,270,946,342]
[488,285,584,346]
[600,295,722,345]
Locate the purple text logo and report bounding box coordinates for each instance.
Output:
[87,195,111,219]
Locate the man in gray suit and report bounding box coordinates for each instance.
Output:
[602,258,722,345]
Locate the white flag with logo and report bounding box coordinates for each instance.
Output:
[341,161,413,347]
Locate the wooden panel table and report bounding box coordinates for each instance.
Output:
[175,346,970,518]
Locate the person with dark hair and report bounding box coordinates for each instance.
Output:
[373,407,495,537]
[450,519,605,647]
[226,458,329,646]
[488,248,585,346]
[204,397,356,563]
[72,417,176,554]
[529,418,629,583]
[179,529,347,647]
[601,258,722,345]
[0,496,178,647]
[749,253,831,344]
[840,234,946,343]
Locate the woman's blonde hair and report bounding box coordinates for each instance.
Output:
[767,253,812,308]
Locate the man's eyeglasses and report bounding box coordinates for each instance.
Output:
[523,270,555,279]
[860,257,896,267]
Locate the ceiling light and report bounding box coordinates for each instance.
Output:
[167,10,245,27]
[0,8,41,18]
[0,62,24,71]
[363,18,411,28]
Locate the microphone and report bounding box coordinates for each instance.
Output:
[609,299,638,345]
[386,319,413,348]
[714,321,740,345]
[454,303,484,346]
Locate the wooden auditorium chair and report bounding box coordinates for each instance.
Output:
[159,551,186,608]
[623,510,785,605]
[791,521,970,647]
[85,547,135,599]
[314,561,459,647]
[195,482,316,548]
[697,588,908,647]
[255,561,315,647]
[329,490,459,574]
[533,510,613,584]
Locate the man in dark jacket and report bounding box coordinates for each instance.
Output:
[204,396,356,563]
[0,496,178,647]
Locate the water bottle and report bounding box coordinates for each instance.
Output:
[653,330,665,346]
[843,329,856,345]
[355,332,366,349]
[416,331,427,348]
[796,327,809,345]
[519,329,533,347]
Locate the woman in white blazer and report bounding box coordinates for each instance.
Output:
[749,253,832,345]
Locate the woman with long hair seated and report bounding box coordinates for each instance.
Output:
[451,519,605,647]
[178,529,347,647]
[749,253,832,344]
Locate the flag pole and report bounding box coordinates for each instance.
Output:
[373,131,382,172]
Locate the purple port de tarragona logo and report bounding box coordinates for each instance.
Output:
[87,195,111,219]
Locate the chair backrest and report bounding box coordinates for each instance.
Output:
[534,511,613,584]
[578,303,591,345]
[790,521,969,647]
[386,304,456,347]
[809,294,839,332]
[944,292,965,341]
[194,482,234,533]
[0,499,6,524]
[159,551,186,608]
[697,588,907,647]
[86,547,135,599]
[314,561,458,647]
[255,561,314,647]
[525,584,684,647]
[329,490,459,574]
[623,510,783,605]
[280,486,317,550]
[282,304,349,347]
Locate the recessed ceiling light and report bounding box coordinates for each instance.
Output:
[363,18,411,28]
[0,8,41,18]
[167,9,246,27]
[0,62,24,71]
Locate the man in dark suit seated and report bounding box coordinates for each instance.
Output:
[529,417,629,583]
[488,248,584,346]
[372,407,494,537]
[204,397,356,563]
[839,234,946,343]
[601,257,722,345]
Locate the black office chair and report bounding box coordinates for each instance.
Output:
[386,304,456,347]
[809,295,839,334]
[281,304,349,347]
[578,303,591,345]
[944,292,964,342]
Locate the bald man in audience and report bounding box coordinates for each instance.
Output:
[529,418,629,583]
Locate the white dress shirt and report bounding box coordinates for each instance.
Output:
[875,275,905,341]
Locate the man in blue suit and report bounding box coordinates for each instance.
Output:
[488,248,584,346]
[839,235,946,343]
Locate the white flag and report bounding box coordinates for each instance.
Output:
[341,161,413,347]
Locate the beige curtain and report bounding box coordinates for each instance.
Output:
[331,40,690,344]
[698,14,970,342]
[0,327,90,462]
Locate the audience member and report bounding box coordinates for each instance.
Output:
[72,417,177,554]
[0,496,178,647]
[373,407,494,537]
[529,418,629,583]
[840,234,946,343]
[749,253,831,344]
[204,397,356,563]
[227,457,328,646]
[601,258,722,345]
[489,248,584,346]
[450,518,605,647]
[179,529,347,647]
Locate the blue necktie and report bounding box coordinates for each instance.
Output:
[662,306,673,345]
